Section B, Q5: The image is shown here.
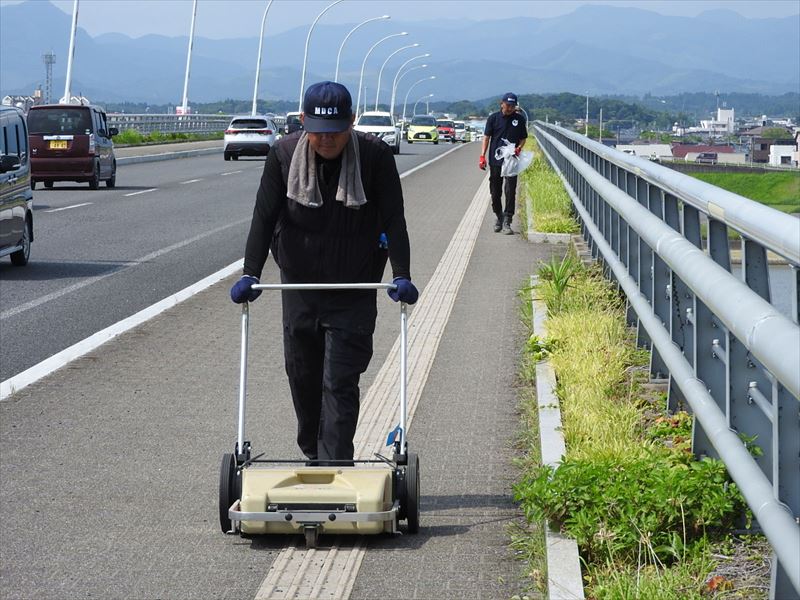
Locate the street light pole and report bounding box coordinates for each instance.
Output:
[585,91,589,136]
[251,0,274,116]
[390,56,428,117]
[61,0,79,104]
[334,15,389,83]
[375,43,419,110]
[180,0,198,115]
[412,93,433,116]
[356,32,407,120]
[401,75,435,127]
[298,0,343,112]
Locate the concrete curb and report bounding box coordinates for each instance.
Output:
[116,147,222,166]
[530,274,585,600]
[525,189,572,244]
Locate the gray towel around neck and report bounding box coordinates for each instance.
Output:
[286,131,367,209]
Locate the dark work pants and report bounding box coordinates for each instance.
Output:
[281,277,376,462]
[489,165,518,218]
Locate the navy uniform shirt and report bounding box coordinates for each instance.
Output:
[484,110,528,167]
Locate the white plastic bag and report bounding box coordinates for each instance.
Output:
[494,138,533,177]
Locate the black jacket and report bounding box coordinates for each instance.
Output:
[243,130,411,283]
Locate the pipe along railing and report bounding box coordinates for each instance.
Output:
[533,121,800,599]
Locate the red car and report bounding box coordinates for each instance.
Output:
[27,104,118,190]
[436,119,456,143]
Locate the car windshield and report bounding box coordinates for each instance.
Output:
[454,123,465,129]
[358,115,392,127]
[411,116,436,126]
[437,121,454,128]
[286,114,302,125]
[27,107,92,135]
[230,119,267,129]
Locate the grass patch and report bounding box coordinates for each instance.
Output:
[521,138,580,234]
[114,129,224,146]
[688,171,800,214]
[513,254,755,599]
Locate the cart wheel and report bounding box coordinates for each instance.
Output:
[405,452,420,534]
[304,526,319,549]
[218,453,240,533]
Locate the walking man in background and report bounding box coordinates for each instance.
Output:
[478,92,528,234]
[229,81,418,463]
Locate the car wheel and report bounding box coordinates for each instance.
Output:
[106,163,116,188]
[224,152,231,161]
[30,180,36,190]
[44,181,53,189]
[10,217,31,267]
[89,163,100,190]
[407,140,413,144]
[231,154,239,161]
[394,144,400,155]
[433,140,439,145]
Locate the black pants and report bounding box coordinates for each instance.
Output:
[281,277,376,462]
[489,165,518,218]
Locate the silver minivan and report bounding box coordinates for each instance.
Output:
[0,105,33,266]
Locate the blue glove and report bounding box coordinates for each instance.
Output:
[230,275,262,304]
[388,277,419,305]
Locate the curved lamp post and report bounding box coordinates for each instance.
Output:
[390,53,429,116]
[251,0,275,116]
[298,0,344,112]
[374,43,419,111]
[401,75,435,129]
[179,0,198,114]
[334,14,389,83]
[355,32,407,120]
[412,93,433,116]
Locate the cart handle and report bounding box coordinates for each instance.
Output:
[237,282,409,461]
[251,283,397,291]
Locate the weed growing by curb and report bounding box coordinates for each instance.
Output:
[521,138,579,234]
[513,256,752,598]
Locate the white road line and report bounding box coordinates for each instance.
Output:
[124,187,157,197]
[221,170,243,176]
[0,258,244,401]
[44,202,92,213]
[253,174,490,599]
[180,178,203,184]
[0,217,251,322]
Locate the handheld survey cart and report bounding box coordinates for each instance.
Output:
[219,282,420,548]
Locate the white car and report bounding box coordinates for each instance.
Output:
[453,120,467,143]
[224,116,278,161]
[354,111,400,155]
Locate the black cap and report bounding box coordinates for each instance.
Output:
[501,92,518,105]
[302,81,353,133]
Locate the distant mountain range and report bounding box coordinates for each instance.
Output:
[2,0,798,105]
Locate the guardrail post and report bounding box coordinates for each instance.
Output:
[635,178,654,353]
[648,184,670,379]
[682,204,721,459]
[664,194,691,413]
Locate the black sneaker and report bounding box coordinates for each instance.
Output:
[493,215,502,233]
[502,217,513,235]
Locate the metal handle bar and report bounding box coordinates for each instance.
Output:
[252,283,397,291]
[237,282,409,459]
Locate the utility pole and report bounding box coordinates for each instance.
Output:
[42,52,56,104]
[599,108,603,143]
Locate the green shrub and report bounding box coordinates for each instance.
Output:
[514,453,744,565]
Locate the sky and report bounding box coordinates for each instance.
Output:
[1,0,798,39]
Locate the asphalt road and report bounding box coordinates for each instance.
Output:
[0,141,461,380]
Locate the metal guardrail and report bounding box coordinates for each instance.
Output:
[107,113,287,135]
[533,121,800,599]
